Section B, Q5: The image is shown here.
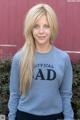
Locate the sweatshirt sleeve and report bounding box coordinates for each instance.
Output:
[8,53,20,120]
[60,54,74,120]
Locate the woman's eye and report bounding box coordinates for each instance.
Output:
[33,25,39,29]
[44,25,50,28]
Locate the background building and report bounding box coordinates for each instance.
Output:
[0,0,80,62]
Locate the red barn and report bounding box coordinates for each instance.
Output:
[0,0,80,62]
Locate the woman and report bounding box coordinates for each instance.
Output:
[8,3,74,120]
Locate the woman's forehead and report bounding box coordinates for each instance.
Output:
[34,14,49,24]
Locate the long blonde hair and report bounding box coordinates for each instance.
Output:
[20,3,58,95]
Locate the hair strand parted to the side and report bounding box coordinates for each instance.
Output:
[20,3,58,95]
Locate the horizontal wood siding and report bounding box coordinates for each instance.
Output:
[0,0,80,62]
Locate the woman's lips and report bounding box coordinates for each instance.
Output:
[38,36,46,39]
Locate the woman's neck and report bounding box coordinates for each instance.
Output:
[35,44,52,53]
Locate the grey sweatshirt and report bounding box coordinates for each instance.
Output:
[8,46,74,120]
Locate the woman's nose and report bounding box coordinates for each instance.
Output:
[39,27,44,33]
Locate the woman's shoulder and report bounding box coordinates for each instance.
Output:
[54,46,70,60]
[12,50,22,63]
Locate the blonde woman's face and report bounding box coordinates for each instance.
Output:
[32,15,51,47]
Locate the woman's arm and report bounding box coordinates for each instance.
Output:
[60,54,74,120]
[8,53,20,120]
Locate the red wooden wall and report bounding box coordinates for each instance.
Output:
[0,0,80,62]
